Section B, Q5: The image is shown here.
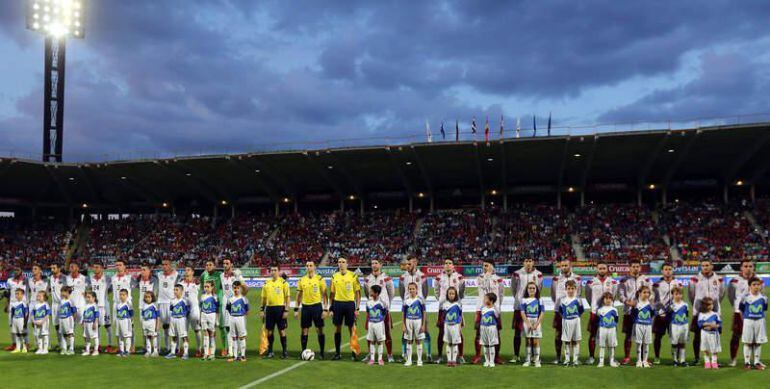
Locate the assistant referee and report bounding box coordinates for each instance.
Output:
[330,257,361,360]
[260,265,290,359]
[295,261,328,359]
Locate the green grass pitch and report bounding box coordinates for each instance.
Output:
[2,287,767,388]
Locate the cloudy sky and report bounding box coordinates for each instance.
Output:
[1,1,770,161]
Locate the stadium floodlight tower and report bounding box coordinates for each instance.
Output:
[25,0,87,163]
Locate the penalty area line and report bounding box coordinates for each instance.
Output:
[238,320,402,388]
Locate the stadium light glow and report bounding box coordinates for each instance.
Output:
[282,197,290,203]
[573,153,581,158]
[26,0,87,39]
[220,200,228,205]
[348,195,356,200]
[648,184,656,190]
[490,189,498,195]
[567,187,575,192]
[81,203,88,208]
[162,202,169,208]
[736,180,744,186]
[405,161,413,166]
[668,149,675,153]
[417,192,425,198]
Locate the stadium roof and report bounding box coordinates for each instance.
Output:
[2,123,770,209]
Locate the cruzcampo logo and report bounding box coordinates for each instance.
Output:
[638,310,651,320]
[749,303,763,314]
[566,304,579,315]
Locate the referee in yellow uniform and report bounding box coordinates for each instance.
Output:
[294,261,328,359]
[260,265,290,359]
[330,257,361,360]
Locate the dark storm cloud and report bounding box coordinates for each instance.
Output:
[1,0,770,161]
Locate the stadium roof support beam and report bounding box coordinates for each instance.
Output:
[385,147,414,197]
[555,138,571,208]
[226,157,280,203]
[723,131,770,184]
[250,155,297,198]
[662,131,701,189]
[410,146,434,195]
[580,136,598,192]
[44,165,74,207]
[304,153,345,200]
[637,132,671,187]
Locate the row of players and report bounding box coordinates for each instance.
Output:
[3,256,768,369]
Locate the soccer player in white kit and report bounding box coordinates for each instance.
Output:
[434,259,465,364]
[737,277,767,370]
[181,265,202,357]
[364,259,395,362]
[48,263,66,351]
[137,263,158,354]
[157,259,180,353]
[402,282,427,366]
[88,263,112,353]
[110,260,135,353]
[399,257,430,360]
[651,262,683,364]
[219,258,245,357]
[688,259,724,365]
[727,259,757,366]
[584,262,617,365]
[551,260,581,364]
[510,258,543,363]
[26,264,48,351]
[618,260,651,364]
[65,263,88,322]
[474,259,504,365]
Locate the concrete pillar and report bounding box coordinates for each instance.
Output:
[429,196,435,212]
[340,198,345,212]
[481,194,486,210]
[409,196,414,213]
[213,205,219,220]
[723,184,729,204]
[750,184,756,204]
[637,189,642,206]
[360,197,365,216]
[294,198,299,214]
[662,188,668,206]
[503,193,508,212]
[556,191,562,210]
[231,205,236,219]
[274,202,279,217]
[580,191,585,207]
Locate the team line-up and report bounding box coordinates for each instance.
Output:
[4,256,768,370]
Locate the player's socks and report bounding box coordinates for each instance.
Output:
[754,345,762,365]
[232,338,240,358]
[229,337,235,356]
[445,345,452,363]
[417,343,423,363]
[183,341,189,357]
[514,333,522,359]
[678,347,686,363]
[377,343,383,362]
[210,336,216,356]
[564,344,571,362]
[711,354,718,364]
[240,338,247,358]
[624,338,632,360]
[744,344,752,364]
[153,337,159,354]
[280,336,287,353]
[118,339,125,354]
[589,337,596,358]
[43,336,49,352]
[555,338,562,361]
[535,346,541,363]
[490,346,496,365]
[195,331,202,353]
[202,334,209,356]
[318,334,325,355]
[85,341,91,354]
[406,344,413,363]
[424,332,431,358]
[653,335,661,359]
[598,347,605,364]
[369,343,376,362]
[147,337,153,354]
[94,337,100,354]
[609,347,615,362]
[573,344,580,363]
[267,334,274,353]
[107,325,113,350]
[170,339,177,355]
[68,336,75,353]
[525,345,532,363]
[301,334,308,351]
[730,334,740,361]
[334,332,342,355]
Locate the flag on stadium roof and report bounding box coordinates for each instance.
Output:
[484,116,490,142]
[471,116,477,135]
[499,115,504,138]
[533,115,537,137]
[516,117,521,138]
[425,120,432,143]
[440,121,445,140]
[455,120,459,142]
[547,112,552,136]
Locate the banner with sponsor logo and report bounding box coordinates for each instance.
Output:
[382,266,404,277]
[462,265,482,277]
[757,263,770,273]
[421,266,444,277]
[315,267,337,277]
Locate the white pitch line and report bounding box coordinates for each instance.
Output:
[238,321,402,389]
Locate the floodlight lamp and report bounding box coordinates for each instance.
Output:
[26,0,86,39]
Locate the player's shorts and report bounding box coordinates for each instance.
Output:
[265,306,288,331]
[622,314,634,336]
[300,303,324,329]
[200,312,217,332]
[142,320,158,337]
[480,325,499,346]
[367,321,386,342]
[83,322,99,339]
[229,315,248,338]
[523,317,542,338]
[598,327,618,348]
[587,313,599,336]
[652,314,668,335]
[116,318,133,339]
[59,317,74,335]
[220,304,231,328]
[99,303,112,327]
[700,330,721,353]
[669,323,689,345]
[552,311,563,333]
[34,320,50,337]
[742,319,768,344]
[188,306,201,331]
[51,303,60,325]
[436,309,446,328]
[169,317,188,338]
[633,324,652,344]
[443,323,462,344]
[404,318,425,341]
[158,303,171,326]
[11,318,26,335]
[733,312,744,334]
[561,318,582,342]
[332,301,356,327]
[513,310,525,332]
